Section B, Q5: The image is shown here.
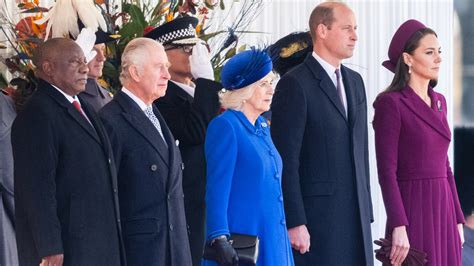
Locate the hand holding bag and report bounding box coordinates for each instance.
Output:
[203,233,260,265]
[374,238,427,265]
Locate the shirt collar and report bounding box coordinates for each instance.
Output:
[312,51,340,77]
[121,87,150,111]
[171,80,195,97]
[50,84,76,103]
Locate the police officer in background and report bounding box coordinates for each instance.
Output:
[145,16,221,265]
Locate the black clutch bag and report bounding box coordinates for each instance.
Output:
[203,233,260,265]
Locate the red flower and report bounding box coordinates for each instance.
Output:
[143,25,155,36]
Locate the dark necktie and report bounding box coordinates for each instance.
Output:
[335,69,346,114]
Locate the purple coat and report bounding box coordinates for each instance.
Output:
[373,86,464,266]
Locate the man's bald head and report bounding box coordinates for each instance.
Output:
[33,38,79,74]
[33,38,89,96]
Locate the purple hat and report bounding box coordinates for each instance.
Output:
[382,19,426,73]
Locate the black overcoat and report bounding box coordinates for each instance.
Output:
[271,55,374,265]
[12,79,124,265]
[100,91,192,266]
[154,78,221,265]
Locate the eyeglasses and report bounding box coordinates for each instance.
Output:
[165,45,194,54]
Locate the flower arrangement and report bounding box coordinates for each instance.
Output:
[0,0,263,109]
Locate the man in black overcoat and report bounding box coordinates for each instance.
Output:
[99,38,192,266]
[11,38,124,266]
[145,16,221,265]
[271,2,374,265]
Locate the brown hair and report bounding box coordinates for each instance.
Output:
[308,2,347,40]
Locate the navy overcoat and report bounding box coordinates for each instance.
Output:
[271,55,374,265]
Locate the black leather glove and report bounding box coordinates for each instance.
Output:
[212,236,239,266]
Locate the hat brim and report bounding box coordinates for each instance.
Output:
[382,60,396,73]
[170,37,201,45]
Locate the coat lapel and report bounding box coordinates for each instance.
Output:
[154,105,181,190]
[115,91,170,166]
[305,55,347,121]
[341,66,357,128]
[40,80,101,143]
[400,86,451,140]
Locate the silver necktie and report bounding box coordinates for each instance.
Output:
[144,106,167,145]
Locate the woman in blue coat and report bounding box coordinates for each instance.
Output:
[203,49,294,266]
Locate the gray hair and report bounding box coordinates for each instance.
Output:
[119,38,163,84]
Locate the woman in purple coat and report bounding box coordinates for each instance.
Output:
[373,19,465,266]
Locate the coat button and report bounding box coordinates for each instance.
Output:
[278,195,283,202]
[181,163,185,170]
[169,224,174,231]
[274,173,280,179]
[280,219,286,225]
[167,194,171,201]
[269,150,275,156]
[150,164,158,171]
[108,158,112,164]
[117,219,121,223]
[113,188,118,193]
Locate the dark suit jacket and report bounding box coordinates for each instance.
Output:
[454,127,474,215]
[271,55,374,265]
[0,93,18,265]
[100,91,192,266]
[154,78,221,265]
[11,79,124,265]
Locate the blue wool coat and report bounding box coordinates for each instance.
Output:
[203,110,294,266]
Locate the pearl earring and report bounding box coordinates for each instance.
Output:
[242,99,247,104]
[408,65,412,74]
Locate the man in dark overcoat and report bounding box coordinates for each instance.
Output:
[99,38,192,266]
[11,38,124,266]
[270,2,374,265]
[144,16,221,265]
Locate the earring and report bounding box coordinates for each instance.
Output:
[242,99,247,104]
[408,65,412,74]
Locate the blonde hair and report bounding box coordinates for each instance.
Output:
[219,71,276,110]
[119,38,163,84]
[219,85,256,111]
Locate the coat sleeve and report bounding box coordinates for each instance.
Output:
[155,79,221,146]
[270,75,308,228]
[12,110,63,258]
[204,116,237,240]
[373,94,409,230]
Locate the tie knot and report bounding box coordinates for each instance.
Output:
[144,106,154,115]
[72,100,82,112]
[335,69,341,79]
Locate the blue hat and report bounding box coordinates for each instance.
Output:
[221,49,273,90]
